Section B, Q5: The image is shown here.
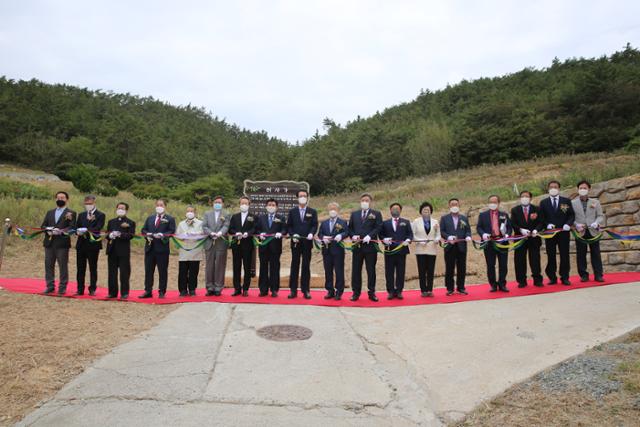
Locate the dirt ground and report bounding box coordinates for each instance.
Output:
[455,329,640,427]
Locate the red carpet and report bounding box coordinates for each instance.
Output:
[1,272,639,307]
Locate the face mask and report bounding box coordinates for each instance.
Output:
[298,197,307,205]
[329,210,338,218]
[360,201,370,210]
[578,188,589,197]
[266,206,277,214]
[84,204,94,212]
[449,206,460,214]
[240,204,249,213]
[391,210,400,218]
[186,212,195,220]
[213,203,223,211]
[155,206,165,215]
[116,209,126,217]
[548,188,559,197]
[520,197,531,206]
[488,203,498,211]
[56,199,66,207]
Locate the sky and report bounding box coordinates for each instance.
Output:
[1,1,639,143]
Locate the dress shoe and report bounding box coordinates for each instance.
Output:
[74,291,84,296]
[561,279,571,286]
[426,291,434,297]
[334,294,342,301]
[517,282,527,288]
[42,288,54,295]
[57,289,66,295]
[595,276,605,283]
[158,292,166,299]
[231,290,242,296]
[288,292,297,299]
[350,294,360,301]
[368,294,379,302]
[259,291,268,297]
[303,292,311,300]
[189,290,196,296]
[387,293,395,300]
[206,290,215,296]
[138,292,152,299]
[271,291,278,297]
[580,276,589,282]
[446,291,454,296]
[106,294,117,299]
[499,286,509,293]
[489,286,498,293]
[458,289,468,295]
[547,279,557,285]
[242,290,249,297]
[395,292,404,300]
[213,290,222,296]
[88,290,96,296]
[324,293,335,300]
[533,281,544,287]
[179,292,188,297]
[421,291,428,297]
[120,294,128,300]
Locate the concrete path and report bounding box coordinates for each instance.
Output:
[17,282,640,426]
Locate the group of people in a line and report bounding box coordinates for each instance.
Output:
[39,179,605,301]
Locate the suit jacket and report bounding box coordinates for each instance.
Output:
[571,197,605,234]
[317,217,349,255]
[41,207,77,249]
[411,217,440,256]
[380,217,414,256]
[539,196,575,229]
[255,212,288,254]
[439,213,471,253]
[201,209,230,251]
[476,210,513,238]
[228,212,257,251]
[348,209,383,253]
[106,217,136,257]
[141,214,176,254]
[286,206,318,237]
[75,209,106,251]
[510,204,544,235]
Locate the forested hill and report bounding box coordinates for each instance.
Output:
[1,45,639,198]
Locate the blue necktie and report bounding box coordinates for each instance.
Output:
[268,215,273,228]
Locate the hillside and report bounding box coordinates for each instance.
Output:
[1,46,639,197]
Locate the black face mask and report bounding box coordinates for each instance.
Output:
[56,200,66,208]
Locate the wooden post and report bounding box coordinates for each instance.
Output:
[0,218,11,273]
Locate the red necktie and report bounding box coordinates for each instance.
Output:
[155,215,160,228]
[394,218,398,231]
[524,206,529,221]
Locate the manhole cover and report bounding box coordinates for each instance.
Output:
[256,324,313,342]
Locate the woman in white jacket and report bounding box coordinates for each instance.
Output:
[411,202,440,297]
[176,206,205,296]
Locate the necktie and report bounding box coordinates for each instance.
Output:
[491,211,499,236]
[330,219,335,233]
[393,218,398,232]
[553,198,558,211]
[524,206,529,220]
[300,209,304,221]
[268,215,273,228]
[155,215,160,228]
[361,210,366,221]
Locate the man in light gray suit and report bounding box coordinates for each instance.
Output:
[202,195,231,295]
[572,180,605,282]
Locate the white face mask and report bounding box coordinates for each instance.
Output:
[360,201,370,210]
[488,203,498,211]
[329,210,338,218]
[155,206,165,215]
[520,197,531,206]
[449,206,460,214]
[186,212,195,220]
[266,206,277,214]
[239,204,249,213]
[84,204,94,212]
[548,188,560,197]
[298,196,308,205]
[578,188,589,197]
[116,209,126,217]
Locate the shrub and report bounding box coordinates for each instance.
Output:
[68,164,99,193]
[98,168,134,190]
[95,180,119,197]
[171,174,235,204]
[130,183,168,200]
[0,179,51,199]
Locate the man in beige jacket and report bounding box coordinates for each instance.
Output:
[202,196,231,296]
[572,180,605,282]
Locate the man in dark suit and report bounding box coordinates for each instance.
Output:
[477,195,513,292]
[539,180,575,285]
[439,198,472,295]
[380,203,413,300]
[348,193,383,302]
[510,190,544,287]
[255,198,287,297]
[286,189,318,299]
[41,191,77,295]
[318,202,349,300]
[106,202,136,299]
[140,199,176,298]
[229,196,256,296]
[74,195,105,296]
